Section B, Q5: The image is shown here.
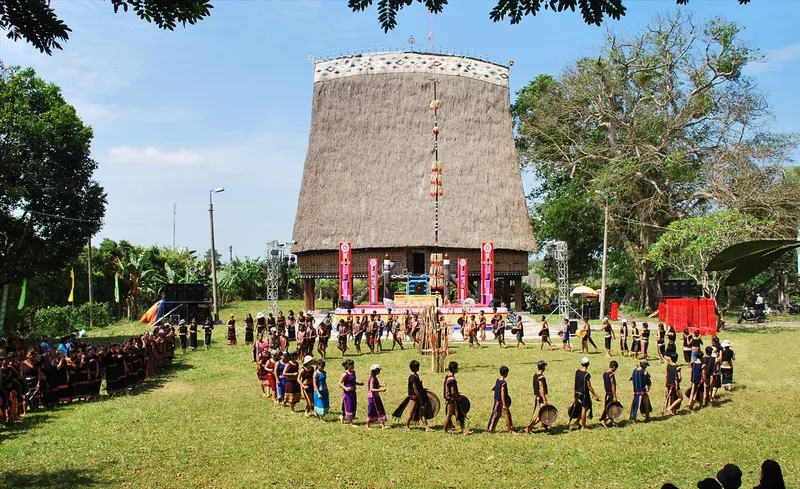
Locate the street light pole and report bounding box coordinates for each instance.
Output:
[209,188,225,322]
[599,193,610,320]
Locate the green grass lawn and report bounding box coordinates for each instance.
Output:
[2,302,798,489]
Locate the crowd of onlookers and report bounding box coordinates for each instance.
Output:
[661,460,785,489]
[0,328,178,427]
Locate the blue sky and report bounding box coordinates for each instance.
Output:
[2,0,799,260]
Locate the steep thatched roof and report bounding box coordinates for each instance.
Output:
[292,52,537,254]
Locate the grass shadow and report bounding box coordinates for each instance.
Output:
[0,468,104,488]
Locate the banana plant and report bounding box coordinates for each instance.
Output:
[706,240,800,285]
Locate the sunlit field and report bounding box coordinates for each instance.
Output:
[2,301,798,489]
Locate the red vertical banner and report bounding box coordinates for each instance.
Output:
[368,258,378,304]
[339,242,352,303]
[480,242,495,305]
[457,258,468,303]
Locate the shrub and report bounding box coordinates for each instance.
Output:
[34,303,113,339]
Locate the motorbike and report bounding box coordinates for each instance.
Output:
[737,306,766,324]
[788,301,800,315]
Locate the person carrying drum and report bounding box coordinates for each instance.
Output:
[629,359,652,423]
[524,360,549,433]
[599,360,619,428]
[567,357,600,431]
[442,361,472,435]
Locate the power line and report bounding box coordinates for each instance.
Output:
[24,210,165,226]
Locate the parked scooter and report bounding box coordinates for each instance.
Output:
[737,306,766,324]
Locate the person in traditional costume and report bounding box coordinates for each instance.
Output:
[687,350,706,410]
[392,360,433,432]
[353,316,365,355]
[690,329,703,362]
[656,323,666,363]
[374,314,383,352]
[599,360,619,428]
[640,322,651,359]
[300,355,316,417]
[719,340,735,391]
[580,319,591,354]
[257,347,271,397]
[492,308,506,348]
[538,316,554,350]
[487,366,514,433]
[283,353,301,411]
[256,312,267,336]
[390,316,404,351]
[188,319,199,351]
[296,325,307,358]
[226,314,237,346]
[277,330,288,353]
[513,316,526,349]
[313,359,330,419]
[366,314,377,354]
[178,320,188,353]
[619,320,629,356]
[559,318,574,352]
[338,359,362,426]
[524,360,549,433]
[567,357,600,431]
[681,328,692,362]
[244,313,255,345]
[629,359,652,423]
[478,311,487,341]
[21,349,43,410]
[366,364,389,429]
[665,325,677,358]
[403,311,412,341]
[442,361,472,435]
[337,320,348,356]
[317,313,332,359]
[203,318,214,350]
[274,351,288,405]
[663,352,682,415]
[276,311,286,336]
[600,318,615,357]
[703,346,720,405]
[630,321,641,359]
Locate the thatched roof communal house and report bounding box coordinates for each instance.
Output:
[293,51,537,312]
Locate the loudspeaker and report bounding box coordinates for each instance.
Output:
[661,280,700,298]
[569,319,579,335]
[339,300,354,310]
[186,284,206,302]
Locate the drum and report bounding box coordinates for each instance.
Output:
[539,405,559,426]
[458,395,471,415]
[578,330,587,338]
[424,388,441,418]
[607,401,623,420]
[567,402,580,419]
[511,328,519,335]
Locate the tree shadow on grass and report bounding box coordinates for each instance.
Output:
[0,413,58,442]
[1,468,105,488]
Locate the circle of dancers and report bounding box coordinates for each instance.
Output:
[252,312,738,433]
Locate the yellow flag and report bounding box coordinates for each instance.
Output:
[68,268,75,303]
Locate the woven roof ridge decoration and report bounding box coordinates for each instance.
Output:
[313,51,510,88]
[293,51,537,254]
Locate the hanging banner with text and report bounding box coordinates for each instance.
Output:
[339,242,352,302]
[480,242,495,305]
[458,258,468,303]
[368,258,379,304]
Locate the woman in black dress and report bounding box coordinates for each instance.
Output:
[188,319,199,351]
[227,315,237,346]
[656,323,666,363]
[665,325,677,357]
[178,320,188,353]
[244,313,255,345]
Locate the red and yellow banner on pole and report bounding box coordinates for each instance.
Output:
[457,258,468,303]
[480,242,494,305]
[339,242,352,303]
[68,268,75,303]
[368,258,379,304]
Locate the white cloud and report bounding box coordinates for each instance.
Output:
[745,44,800,75]
[108,146,205,165]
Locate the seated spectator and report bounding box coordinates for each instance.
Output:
[717,464,742,489]
[754,460,784,489]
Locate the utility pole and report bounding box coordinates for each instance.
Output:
[229,245,233,262]
[173,203,176,247]
[209,188,225,322]
[87,235,94,328]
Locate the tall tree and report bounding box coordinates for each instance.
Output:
[514,12,797,308]
[347,0,749,32]
[1,0,213,55]
[0,66,107,289]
